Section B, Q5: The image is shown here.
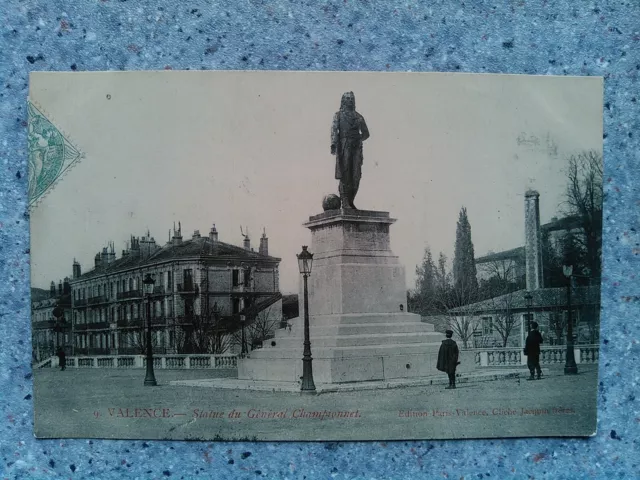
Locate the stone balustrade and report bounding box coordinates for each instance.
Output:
[36,354,238,370]
[473,345,599,367]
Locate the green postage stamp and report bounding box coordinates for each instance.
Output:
[27,101,83,208]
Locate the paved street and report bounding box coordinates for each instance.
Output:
[33,365,598,441]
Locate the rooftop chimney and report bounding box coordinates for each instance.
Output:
[58,280,63,296]
[94,252,102,268]
[130,236,140,255]
[192,230,201,239]
[140,233,158,259]
[108,242,116,263]
[259,228,269,256]
[172,222,183,245]
[525,189,544,291]
[241,226,250,250]
[101,247,108,266]
[50,281,56,298]
[72,259,81,279]
[209,224,219,242]
[63,277,71,295]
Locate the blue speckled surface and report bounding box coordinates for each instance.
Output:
[1,1,639,478]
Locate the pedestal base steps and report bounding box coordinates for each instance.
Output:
[238,209,473,385]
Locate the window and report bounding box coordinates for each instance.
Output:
[232,269,240,287]
[183,269,193,290]
[184,300,194,317]
[129,278,133,291]
[482,317,493,335]
[167,271,173,291]
[244,268,251,287]
[233,298,241,314]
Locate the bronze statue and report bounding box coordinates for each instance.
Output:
[331,92,370,209]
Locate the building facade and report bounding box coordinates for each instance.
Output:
[65,224,282,356]
[31,280,72,362]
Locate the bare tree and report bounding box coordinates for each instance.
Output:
[485,289,519,347]
[179,301,231,354]
[431,268,479,349]
[119,325,162,355]
[563,150,603,282]
[231,306,280,352]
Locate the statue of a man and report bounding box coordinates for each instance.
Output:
[331,91,370,209]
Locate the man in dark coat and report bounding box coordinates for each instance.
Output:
[57,347,66,371]
[330,91,370,210]
[437,330,460,389]
[524,321,543,380]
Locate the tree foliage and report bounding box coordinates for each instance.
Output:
[563,150,603,283]
[452,207,478,295]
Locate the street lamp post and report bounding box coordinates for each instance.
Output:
[562,265,578,375]
[297,246,316,393]
[240,314,248,356]
[143,274,158,386]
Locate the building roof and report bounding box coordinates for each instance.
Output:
[449,286,600,315]
[32,293,71,310]
[73,237,281,282]
[475,215,584,265]
[476,246,525,264]
[541,215,582,233]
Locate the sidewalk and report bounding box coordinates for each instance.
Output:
[169,369,528,393]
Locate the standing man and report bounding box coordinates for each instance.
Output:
[57,346,66,371]
[524,321,544,380]
[330,91,370,210]
[437,330,460,389]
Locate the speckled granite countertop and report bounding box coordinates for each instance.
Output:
[1,1,638,478]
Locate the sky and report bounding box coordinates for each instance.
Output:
[29,71,603,293]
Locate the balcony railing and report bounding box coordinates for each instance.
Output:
[88,295,108,305]
[117,290,142,300]
[36,354,238,370]
[177,283,198,294]
[33,320,55,329]
[84,322,110,330]
[74,299,87,307]
[473,345,600,367]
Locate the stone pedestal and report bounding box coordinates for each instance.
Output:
[238,209,446,384]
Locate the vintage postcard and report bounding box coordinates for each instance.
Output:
[29,70,603,441]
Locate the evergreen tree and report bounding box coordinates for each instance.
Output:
[436,252,448,293]
[452,207,478,299]
[413,246,436,313]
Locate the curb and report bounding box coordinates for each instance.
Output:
[169,370,525,394]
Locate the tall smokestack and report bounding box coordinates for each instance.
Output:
[524,189,544,291]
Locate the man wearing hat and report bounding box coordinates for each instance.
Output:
[437,330,460,389]
[524,321,544,380]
